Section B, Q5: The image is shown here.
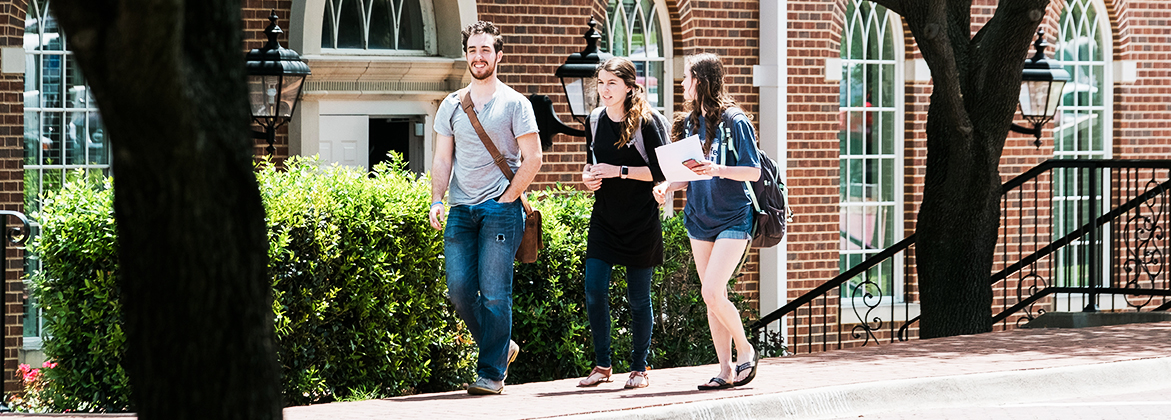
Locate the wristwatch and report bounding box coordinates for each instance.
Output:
[620,166,629,179]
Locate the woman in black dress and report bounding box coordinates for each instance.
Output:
[575,57,668,389]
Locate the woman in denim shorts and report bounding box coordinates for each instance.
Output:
[654,53,762,391]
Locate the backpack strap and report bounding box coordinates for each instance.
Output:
[723,108,793,223]
[459,89,533,215]
[631,116,649,165]
[587,107,604,165]
[719,107,758,277]
[721,109,762,215]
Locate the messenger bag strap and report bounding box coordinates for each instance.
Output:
[459,89,533,214]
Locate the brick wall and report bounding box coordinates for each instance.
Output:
[1113,0,1171,159]
[0,0,27,394]
[786,0,844,314]
[476,0,601,188]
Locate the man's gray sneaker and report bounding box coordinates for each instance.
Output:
[467,376,504,395]
[504,340,520,379]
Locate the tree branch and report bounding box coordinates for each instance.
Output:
[900,1,972,145]
[947,0,972,84]
[867,0,906,16]
[967,0,1049,153]
[51,0,118,83]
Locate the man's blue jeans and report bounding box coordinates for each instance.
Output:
[583,258,654,372]
[444,198,524,382]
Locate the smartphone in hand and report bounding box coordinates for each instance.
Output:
[683,158,703,169]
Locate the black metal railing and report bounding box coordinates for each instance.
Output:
[752,159,1171,354]
[0,210,30,368]
[988,160,1171,327]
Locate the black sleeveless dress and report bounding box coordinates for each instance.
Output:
[585,113,667,268]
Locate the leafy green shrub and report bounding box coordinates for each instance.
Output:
[508,186,594,382]
[260,156,472,405]
[27,177,131,412]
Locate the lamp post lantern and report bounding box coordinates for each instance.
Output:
[555,17,612,120]
[245,10,311,156]
[529,17,612,150]
[1010,29,1071,148]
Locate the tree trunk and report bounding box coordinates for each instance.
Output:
[916,110,1000,338]
[874,0,1051,338]
[51,1,281,418]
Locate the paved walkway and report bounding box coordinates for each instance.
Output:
[6,322,1169,419]
[283,321,1171,420]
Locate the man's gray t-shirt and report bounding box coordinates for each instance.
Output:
[434,82,539,206]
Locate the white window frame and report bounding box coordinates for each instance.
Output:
[319,0,436,56]
[838,0,905,306]
[1052,0,1113,291]
[603,0,674,116]
[22,0,114,349]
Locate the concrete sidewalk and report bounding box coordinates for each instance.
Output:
[282,321,1171,420]
[7,322,1168,419]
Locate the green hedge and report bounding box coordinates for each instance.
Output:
[25,156,763,411]
[27,177,129,412]
[261,157,471,404]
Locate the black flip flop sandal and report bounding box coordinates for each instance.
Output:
[697,377,733,390]
[733,350,760,387]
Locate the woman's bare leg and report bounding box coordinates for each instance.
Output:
[698,238,755,374]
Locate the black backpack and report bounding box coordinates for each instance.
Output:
[718,108,791,248]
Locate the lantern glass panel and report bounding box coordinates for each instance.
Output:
[1044,80,1067,119]
[562,77,585,117]
[562,76,598,118]
[248,75,281,118]
[1019,80,1051,121]
[582,76,599,115]
[278,75,306,118]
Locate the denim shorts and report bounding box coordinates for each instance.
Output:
[687,211,754,242]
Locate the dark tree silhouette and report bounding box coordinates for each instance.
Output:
[869,0,1051,338]
[50,0,281,418]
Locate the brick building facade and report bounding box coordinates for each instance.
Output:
[0,0,1168,392]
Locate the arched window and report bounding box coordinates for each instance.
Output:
[1055,0,1108,159]
[22,0,112,342]
[603,0,667,111]
[1053,0,1111,289]
[838,0,902,300]
[321,0,427,51]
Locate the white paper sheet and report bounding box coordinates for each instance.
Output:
[655,134,712,182]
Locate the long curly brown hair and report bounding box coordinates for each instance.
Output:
[596,57,651,148]
[673,53,738,155]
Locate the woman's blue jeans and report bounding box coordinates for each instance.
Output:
[584,258,654,372]
[444,198,524,381]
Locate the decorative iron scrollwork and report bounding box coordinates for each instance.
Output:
[849,276,884,346]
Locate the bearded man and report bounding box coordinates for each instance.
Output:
[427,20,541,395]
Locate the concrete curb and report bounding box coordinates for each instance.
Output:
[554,356,1171,420]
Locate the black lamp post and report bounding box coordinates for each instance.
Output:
[245,10,311,156]
[529,17,613,149]
[1010,29,1071,148]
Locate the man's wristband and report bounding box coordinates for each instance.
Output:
[430,201,444,208]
